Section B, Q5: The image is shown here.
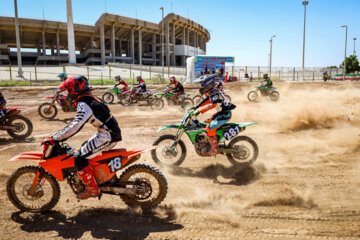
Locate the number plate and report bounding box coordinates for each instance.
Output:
[108,156,123,173]
[223,125,241,141]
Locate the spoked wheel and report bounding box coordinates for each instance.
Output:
[270,91,280,101]
[102,92,115,104]
[193,95,203,105]
[122,94,133,106]
[6,115,33,140]
[180,98,194,110]
[226,136,259,166]
[38,103,58,119]
[247,91,258,102]
[225,94,232,102]
[6,166,60,212]
[150,98,165,110]
[151,134,187,166]
[118,164,168,210]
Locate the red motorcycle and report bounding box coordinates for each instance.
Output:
[0,106,33,140]
[6,141,168,212]
[38,92,76,119]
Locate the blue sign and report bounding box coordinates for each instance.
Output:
[196,56,234,63]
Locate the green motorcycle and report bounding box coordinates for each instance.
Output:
[247,83,280,102]
[102,85,127,105]
[151,110,259,166]
[150,86,194,110]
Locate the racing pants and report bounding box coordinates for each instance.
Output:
[75,129,118,170]
[206,111,232,137]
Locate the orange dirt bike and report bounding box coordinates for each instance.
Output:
[0,106,33,139]
[38,92,76,119]
[6,141,168,212]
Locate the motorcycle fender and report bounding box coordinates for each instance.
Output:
[157,124,180,132]
[237,122,258,128]
[42,96,54,100]
[9,152,43,162]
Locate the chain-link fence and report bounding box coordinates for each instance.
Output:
[0,63,348,86]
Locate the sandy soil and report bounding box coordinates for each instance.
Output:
[0,82,360,240]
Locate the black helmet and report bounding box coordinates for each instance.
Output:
[136,76,142,82]
[263,73,269,78]
[199,75,216,95]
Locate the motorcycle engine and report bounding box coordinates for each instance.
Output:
[194,133,211,155]
[67,172,85,194]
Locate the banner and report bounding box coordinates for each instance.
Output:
[196,56,234,63]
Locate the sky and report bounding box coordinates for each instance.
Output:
[1,0,360,67]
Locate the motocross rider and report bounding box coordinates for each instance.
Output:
[0,90,6,110]
[134,76,147,98]
[56,73,77,111]
[114,75,128,93]
[262,73,273,91]
[191,75,236,156]
[43,75,122,200]
[57,72,68,82]
[168,76,184,105]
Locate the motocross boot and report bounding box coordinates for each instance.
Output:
[76,165,100,200]
[204,135,220,156]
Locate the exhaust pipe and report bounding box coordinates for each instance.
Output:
[100,186,140,196]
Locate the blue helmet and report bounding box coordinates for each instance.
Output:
[199,75,216,95]
[57,72,68,82]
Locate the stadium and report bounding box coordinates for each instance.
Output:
[0,13,210,66]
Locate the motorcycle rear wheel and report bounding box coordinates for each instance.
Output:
[7,115,33,140]
[193,95,203,105]
[226,136,259,166]
[6,166,60,212]
[150,98,164,110]
[247,91,258,102]
[118,164,168,210]
[38,103,58,119]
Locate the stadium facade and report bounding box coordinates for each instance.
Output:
[0,13,210,66]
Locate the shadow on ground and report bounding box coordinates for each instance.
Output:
[42,117,74,124]
[11,207,183,240]
[169,163,263,185]
[0,137,35,145]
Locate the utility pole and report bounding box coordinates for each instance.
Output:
[341,25,348,79]
[302,1,309,81]
[353,37,357,56]
[269,35,276,77]
[160,7,164,79]
[14,0,23,77]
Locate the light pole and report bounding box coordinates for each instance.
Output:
[341,25,348,79]
[353,37,357,56]
[269,35,276,77]
[160,7,164,80]
[14,0,23,77]
[302,1,309,81]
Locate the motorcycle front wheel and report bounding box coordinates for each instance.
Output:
[270,91,280,101]
[118,164,168,210]
[247,91,258,102]
[226,136,259,166]
[6,166,61,212]
[102,92,115,104]
[180,98,194,110]
[7,115,33,140]
[38,103,58,119]
[151,134,187,166]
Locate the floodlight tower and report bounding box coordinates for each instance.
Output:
[341,25,348,79]
[302,1,309,80]
[269,35,276,77]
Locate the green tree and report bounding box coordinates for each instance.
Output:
[339,55,360,74]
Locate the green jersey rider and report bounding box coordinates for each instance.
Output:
[262,73,273,91]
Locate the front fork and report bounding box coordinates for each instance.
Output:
[28,169,46,197]
[169,118,190,151]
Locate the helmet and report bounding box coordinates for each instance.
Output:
[136,76,142,82]
[199,75,216,95]
[58,75,90,101]
[114,75,121,81]
[169,76,176,83]
[263,73,269,78]
[57,72,67,82]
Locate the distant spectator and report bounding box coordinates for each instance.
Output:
[204,66,208,74]
[220,66,225,77]
[323,71,328,81]
[225,72,229,83]
[249,72,253,82]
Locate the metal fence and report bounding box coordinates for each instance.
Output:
[0,63,346,85]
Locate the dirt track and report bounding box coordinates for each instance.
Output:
[0,82,360,240]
